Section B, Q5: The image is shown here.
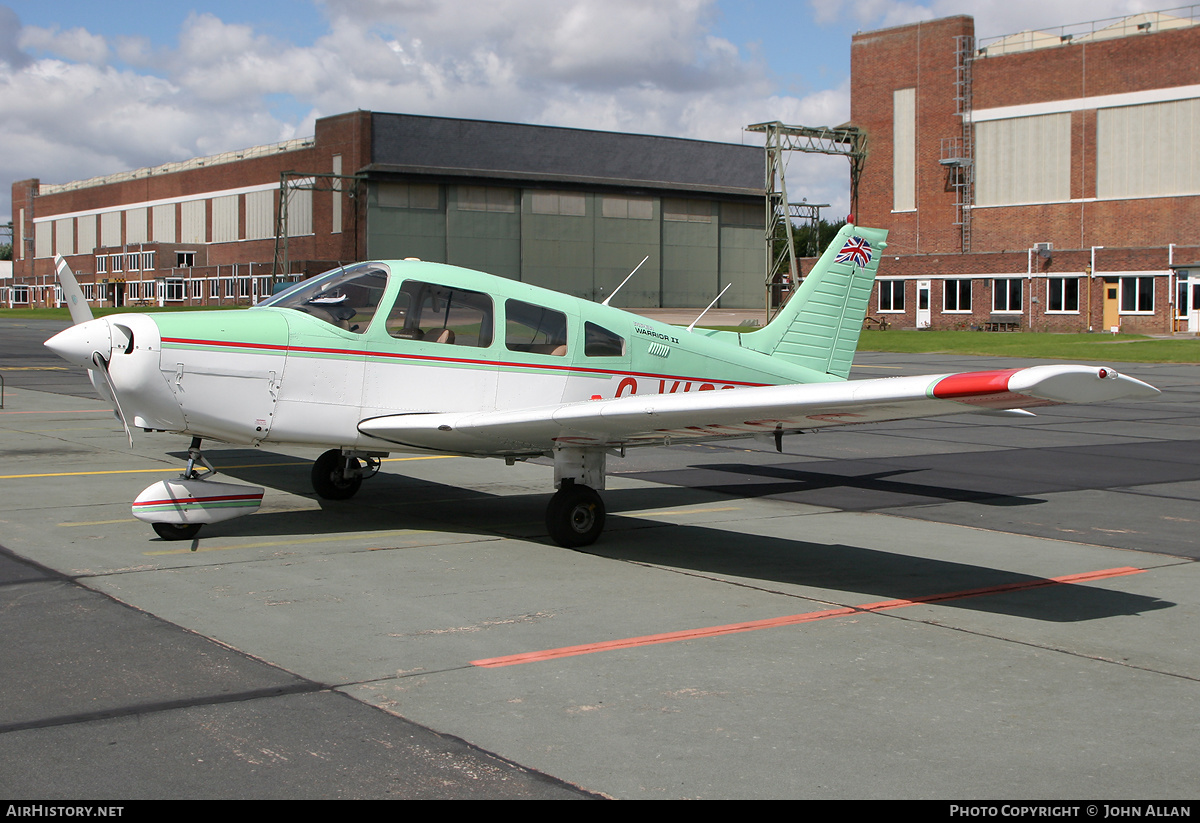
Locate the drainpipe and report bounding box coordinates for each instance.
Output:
[1168,243,1175,334]
[1027,248,1034,330]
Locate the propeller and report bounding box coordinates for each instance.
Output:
[45,256,134,447]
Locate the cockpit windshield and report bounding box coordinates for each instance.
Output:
[258,264,389,334]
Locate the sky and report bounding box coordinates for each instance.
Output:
[0,0,1164,229]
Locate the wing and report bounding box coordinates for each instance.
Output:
[357,365,1159,456]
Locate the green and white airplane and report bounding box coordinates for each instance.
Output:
[45,224,1158,546]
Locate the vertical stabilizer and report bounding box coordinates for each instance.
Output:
[742,224,887,379]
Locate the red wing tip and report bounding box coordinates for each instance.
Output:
[931,369,1023,399]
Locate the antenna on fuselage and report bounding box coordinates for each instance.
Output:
[686,283,732,333]
[601,255,650,306]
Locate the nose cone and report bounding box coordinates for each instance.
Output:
[45,318,112,369]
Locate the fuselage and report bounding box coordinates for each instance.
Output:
[48,259,838,451]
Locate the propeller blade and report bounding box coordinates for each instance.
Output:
[92,351,134,448]
[54,255,95,325]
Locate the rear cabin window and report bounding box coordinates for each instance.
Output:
[505,299,568,356]
[584,322,625,357]
[385,281,493,347]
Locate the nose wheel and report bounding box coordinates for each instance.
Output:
[545,480,606,548]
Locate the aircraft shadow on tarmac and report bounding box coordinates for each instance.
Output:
[624,438,1200,513]
[165,448,1174,625]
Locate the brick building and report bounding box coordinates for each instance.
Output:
[851,8,1200,333]
[9,111,765,310]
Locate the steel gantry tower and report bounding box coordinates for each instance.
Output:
[746,121,867,314]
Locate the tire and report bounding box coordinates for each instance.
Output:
[152,522,202,541]
[545,482,606,548]
[312,449,362,500]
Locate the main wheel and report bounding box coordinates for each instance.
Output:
[312,449,363,500]
[152,522,202,541]
[545,482,606,548]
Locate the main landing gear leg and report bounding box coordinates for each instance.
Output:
[311,448,383,500]
[545,448,607,548]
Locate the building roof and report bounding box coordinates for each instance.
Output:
[979,9,1198,56]
[366,112,763,198]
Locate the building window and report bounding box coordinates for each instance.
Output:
[380,182,441,210]
[210,279,220,298]
[878,280,905,312]
[166,280,184,301]
[177,252,195,267]
[530,191,585,216]
[191,279,204,298]
[601,196,653,220]
[1120,277,1155,313]
[12,285,29,304]
[992,279,1022,313]
[96,255,107,274]
[893,88,916,212]
[662,198,712,222]
[457,186,515,213]
[943,280,971,312]
[1047,277,1079,313]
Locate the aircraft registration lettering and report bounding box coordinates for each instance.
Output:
[615,376,741,398]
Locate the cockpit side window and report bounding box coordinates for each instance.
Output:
[386,280,493,347]
[505,299,568,356]
[259,264,388,334]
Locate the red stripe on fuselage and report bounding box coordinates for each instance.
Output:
[159,337,770,389]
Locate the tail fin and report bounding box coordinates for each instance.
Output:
[742,224,887,379]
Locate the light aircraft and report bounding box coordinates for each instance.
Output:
[45,224,1158,547]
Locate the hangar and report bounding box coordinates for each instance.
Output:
[852,8,1200,333]
[9,111,765,310]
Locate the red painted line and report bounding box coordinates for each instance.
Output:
[0,409,112,415]
[159,336,769,388]
[470,566,1145,668]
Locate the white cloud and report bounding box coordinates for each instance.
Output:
[18,23,109,65]
[0,0,868,223]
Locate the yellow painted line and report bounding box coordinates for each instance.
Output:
[1,454,457,480]
[0,366,68,371]
[59,518,138,527]
[624,506,741,518]
[3,467,181,480]
[145,529,436,556]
